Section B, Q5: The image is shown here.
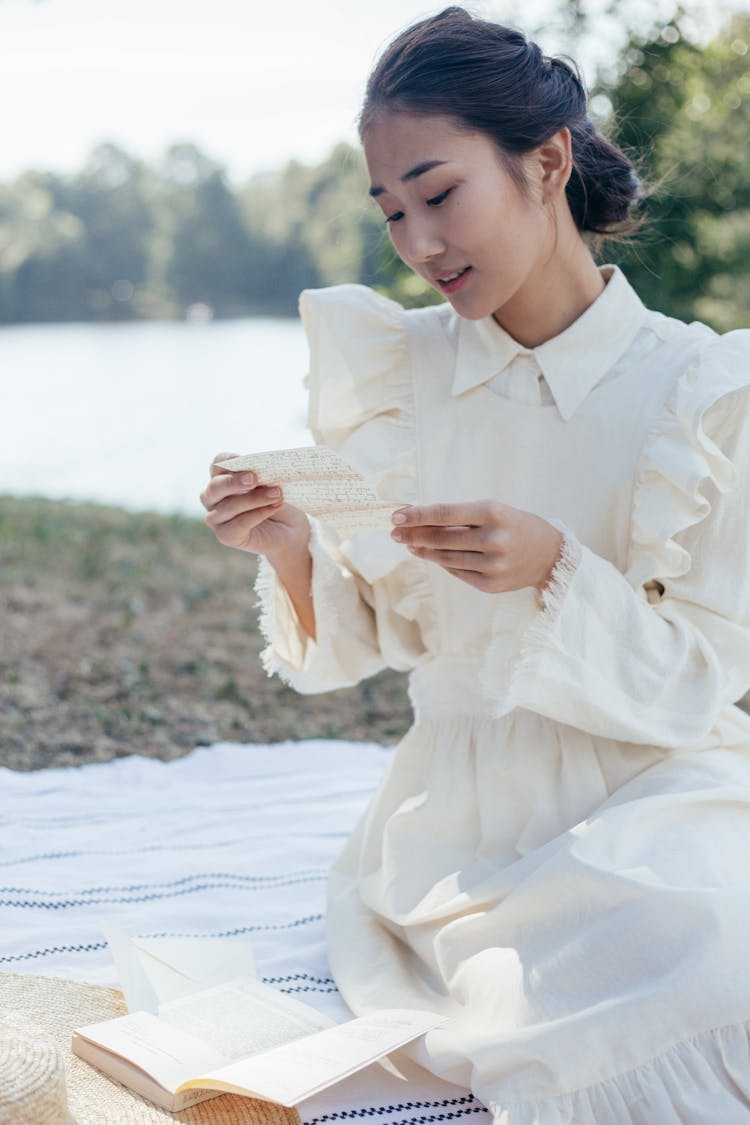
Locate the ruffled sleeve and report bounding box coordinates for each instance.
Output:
[481,329,750,748]
[254,284,432,693]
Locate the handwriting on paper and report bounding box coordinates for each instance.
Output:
[216,447,403,533]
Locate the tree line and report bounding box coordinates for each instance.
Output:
[0,11,748,329]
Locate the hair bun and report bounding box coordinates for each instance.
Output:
[567,123,644,233]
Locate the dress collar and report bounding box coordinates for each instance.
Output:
[450,264,648,420]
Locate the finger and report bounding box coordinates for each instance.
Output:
[205,487,282,526]
[207,504,279,542]
[392,524,485,549]
[392,501,500,528]
[407,546,487,570]
[202,470,261,511]
[210,452,241,478]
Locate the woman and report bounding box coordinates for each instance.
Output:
[201,8,750,1121]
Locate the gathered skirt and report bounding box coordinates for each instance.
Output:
[325,700,750,1123]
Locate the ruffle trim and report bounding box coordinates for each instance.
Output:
[626,329,750,593]
[299,283,418,509]
[490,1016,750,1124]
[298,283,435,632]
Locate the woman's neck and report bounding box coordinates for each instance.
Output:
[492,226,606,349]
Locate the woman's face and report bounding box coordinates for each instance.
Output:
[363,111,553,322]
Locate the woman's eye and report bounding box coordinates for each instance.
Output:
[384,187,454,222]
[426,188,453,207]
[383,187,453,224]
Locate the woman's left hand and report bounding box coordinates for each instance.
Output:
[390,500,564,594]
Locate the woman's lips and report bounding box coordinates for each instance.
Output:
[436,266,472,293]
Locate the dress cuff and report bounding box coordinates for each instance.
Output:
[479,518,583,713]
[533,517,584,617]
[253,516,343,687]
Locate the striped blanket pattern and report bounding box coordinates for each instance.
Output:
[0,740,492,1125]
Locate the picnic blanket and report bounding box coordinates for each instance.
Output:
[0,740,492,1124]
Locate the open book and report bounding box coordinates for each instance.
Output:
[72,974,445,1113]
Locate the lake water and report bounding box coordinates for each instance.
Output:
[0,318,313,516]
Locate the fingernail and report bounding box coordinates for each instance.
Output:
[268,487,281,497]
[391,530,402,542]
[392,512,407,524]
[240,473,254,485]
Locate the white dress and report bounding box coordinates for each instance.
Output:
[255,264,750,1123]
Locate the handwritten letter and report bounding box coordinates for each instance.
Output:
[216,448,402,533]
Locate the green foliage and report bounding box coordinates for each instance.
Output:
[0,136,437,320]
[238,142,440,309]
[162,145,255,314]
[600,13,750,328]
[0,145,155,322]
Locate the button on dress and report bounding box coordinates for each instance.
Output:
[255,264,750,1122]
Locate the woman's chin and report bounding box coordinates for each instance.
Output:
[443,288,497,321]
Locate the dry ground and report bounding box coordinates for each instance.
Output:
[0,496,412,770]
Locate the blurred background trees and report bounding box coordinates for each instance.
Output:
[603,11,750,328]
[0,7,748,327]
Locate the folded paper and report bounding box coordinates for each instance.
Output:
[98,918,257,1013]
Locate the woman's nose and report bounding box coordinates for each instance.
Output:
[399,218,445,266]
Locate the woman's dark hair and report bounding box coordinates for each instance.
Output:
[359,6,645,238]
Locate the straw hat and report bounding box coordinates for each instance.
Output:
[0,973,301,1124]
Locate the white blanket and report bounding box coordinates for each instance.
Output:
[0,740,491,1124]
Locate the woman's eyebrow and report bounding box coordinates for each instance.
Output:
[368,159,449,197]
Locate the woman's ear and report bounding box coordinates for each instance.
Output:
[535,126,573,203]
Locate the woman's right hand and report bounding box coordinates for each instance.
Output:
[200,452,310,561]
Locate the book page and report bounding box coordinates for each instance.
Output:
[74,1010,231,1093]
[74,977,334,1095]
[177,1009,447,1106]
[215,447,404,534]
[157,977,334,1060]
[71,1033,222,1112]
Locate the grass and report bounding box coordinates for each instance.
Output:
[0,495,412,770]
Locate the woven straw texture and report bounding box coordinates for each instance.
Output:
[0,1010,71,1124]
[0,973,301,1125]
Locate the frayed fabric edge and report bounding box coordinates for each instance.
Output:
[253,552,296,685]
[478,519,583,710]
[508,517,583,668]
[252,516,343,689]
[535,518,584,623]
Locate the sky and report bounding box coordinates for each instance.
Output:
[1,0,743,185]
